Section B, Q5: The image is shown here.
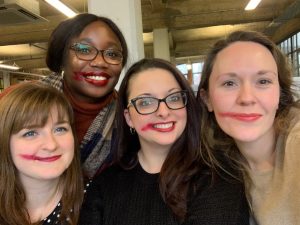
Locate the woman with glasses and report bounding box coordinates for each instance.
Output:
[43,13,128,179]
[79,58,249,225]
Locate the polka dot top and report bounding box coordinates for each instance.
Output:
[42,201,63,225]
[41,180,92,225]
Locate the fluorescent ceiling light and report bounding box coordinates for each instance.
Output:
[0,63,21,71]
[44,0,77,18]
[245,0,262,10]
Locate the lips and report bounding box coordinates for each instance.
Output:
[141,122,175,132]
[74,71,111,86]
[220,112,262,122]
[21,154,62,162]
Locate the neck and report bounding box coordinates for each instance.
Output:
[22,178,62,223]
[138,145,170,174]
[236,129,276,173]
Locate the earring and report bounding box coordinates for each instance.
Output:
[130,127,136,134]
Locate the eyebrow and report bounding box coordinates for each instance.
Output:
[218,70,277,78]
[135,88,181,98]
[257,70,278,76]
[76,38,122,50]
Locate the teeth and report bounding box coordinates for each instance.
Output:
[86,76,107,81]
[153,123,173,129]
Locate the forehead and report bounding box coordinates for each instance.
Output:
[212,41,277,75]
[76,21,121,48]
[128,68,181,97]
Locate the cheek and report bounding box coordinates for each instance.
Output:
[210,93,230,113]
[111,65,123,78]
[263,96,280,113]
[10,137,21,158]
[132,115,152,133]
[64,54,87,73]
[62,135,75,151]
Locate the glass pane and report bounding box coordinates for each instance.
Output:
[192,63,200,73]
[292,34,297,50]
[176,64,188,75]
[193,73,201,86]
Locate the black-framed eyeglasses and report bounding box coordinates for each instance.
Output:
[127,90,188,115]
[70,42,123,65]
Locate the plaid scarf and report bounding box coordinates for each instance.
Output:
[41,73,116,178]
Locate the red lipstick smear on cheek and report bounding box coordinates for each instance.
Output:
[141,124,153,131]
[73,72,84,81]
[20,154,38,160]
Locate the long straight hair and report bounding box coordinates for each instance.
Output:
[0,82,83,225]
[197,30,300,192]
[116,58,204,221]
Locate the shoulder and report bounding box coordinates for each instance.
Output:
[90,164,133,189]
[40,73,63,91]
[289,108,300,133]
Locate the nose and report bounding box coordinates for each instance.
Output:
[237,83,256,106]
[155,101,170,117]
[42,133,58,151]
[90,51,108,67]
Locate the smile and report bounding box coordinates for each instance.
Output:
[153,123,173,129]
[74,72,110,86]
[142,122,175,132]
[86,75,107,81]
[20,154,62,162]
[220,112,262,122]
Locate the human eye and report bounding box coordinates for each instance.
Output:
[54,124,70,134]
[222,80,237,87]
[104,49,122,59]
[73,43,94,55]
[167,92,183,103]
[135,97,155,108]
[22,130,38,138]
[257,78,272,85]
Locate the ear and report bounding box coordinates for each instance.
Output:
[124,109,134,128]
[199,89,213,112]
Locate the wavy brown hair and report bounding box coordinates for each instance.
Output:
[0,82,83,225]
[196,30,300,187]
[116,58,204,221]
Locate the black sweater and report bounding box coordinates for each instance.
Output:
[79,163,249,225]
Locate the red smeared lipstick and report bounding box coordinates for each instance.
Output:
[20,154,61,162]
[73,71,111,86]
[219,112,262,122]
[141,122,175,132]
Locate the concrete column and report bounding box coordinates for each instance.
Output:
[153,28,170,61]
[3,71,10,88]
[88,0,144,89]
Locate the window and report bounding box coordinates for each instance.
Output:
[176,60,204,85]
[278,31,300,77]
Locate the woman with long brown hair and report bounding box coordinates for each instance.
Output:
[79,58,249,225]
[0,82,83,225]
[197,30,300,224]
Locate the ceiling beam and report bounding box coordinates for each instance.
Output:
[142,6,289,31]
[0,15,65,46]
